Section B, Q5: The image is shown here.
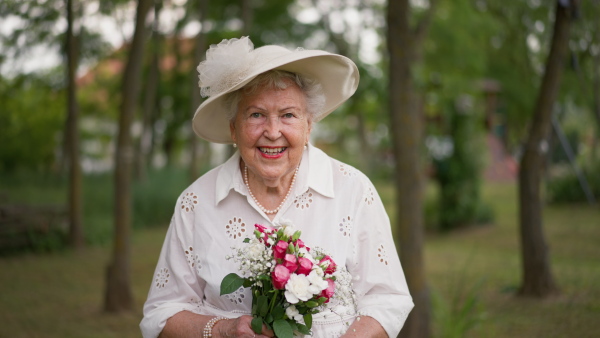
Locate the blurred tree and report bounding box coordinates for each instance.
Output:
[0,0,110,173]
[435,96,487,231]
[135,0,163,181]
[563,0,600,161]
[387,0,438,337]
[422,0,496,231]
[104,0,152,313]
[478,0,547,148]
[189,0,209,182]
[0,74,64,171]
[517,0,577,298]
[292,0,391,176]
[65,0,84,249]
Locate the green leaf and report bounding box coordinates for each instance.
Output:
[272,304,285,320]
[303,313,313,330]
[265,313,274,324]
[220,273,245,295]
[305,300,319,308]
[257,295,269,317]
[297,323,311,335]
[273,319,294,338]
[251,317,264,334]
[292,230,301,241]
[243,238,250,243]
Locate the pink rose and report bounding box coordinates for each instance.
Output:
[273,240,289,260]
[319,256,337,274]
[283,254,298,273]
[294,239,307,249]
[255,223,275,234]
[255,224,275,245]
[320,278,335,303]
[272,264,290,289]
[296,257,313,275]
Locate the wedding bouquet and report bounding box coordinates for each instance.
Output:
[220,221,337,338]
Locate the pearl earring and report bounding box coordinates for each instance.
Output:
[233,143,237,148]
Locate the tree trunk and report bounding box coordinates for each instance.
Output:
[104,0,152,313]
[65,0,84,250]
[241,0,253,36]
[592,14,600,161]
[135,0,162,181]
[517,0,573,298]
[189,0,209,182]
[387,0,433,337]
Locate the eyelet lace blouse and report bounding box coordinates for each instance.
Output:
[140,144,413,338]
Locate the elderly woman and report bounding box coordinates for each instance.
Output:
[141,37,413,338]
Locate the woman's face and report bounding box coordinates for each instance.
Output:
[230,81,312,186]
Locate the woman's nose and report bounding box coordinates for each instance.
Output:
[263,116,282,139]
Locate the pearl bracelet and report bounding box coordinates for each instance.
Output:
[202,316,226,338]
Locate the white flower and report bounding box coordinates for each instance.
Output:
[285,274,313,304]
[278,218,294,228]
[306,270,328,294]
[311,265,324,277]
[300,249,314,262]
[247,242,265,259]
[197,36,255,98]
[285,305,304,322]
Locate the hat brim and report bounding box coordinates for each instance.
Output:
[192,48,359,144]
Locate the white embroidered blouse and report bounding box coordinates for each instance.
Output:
[140,144,413,338]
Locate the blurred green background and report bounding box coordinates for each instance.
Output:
[1,0,599,337]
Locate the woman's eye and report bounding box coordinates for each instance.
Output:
[250,112,262,118]
[282,113,295,118]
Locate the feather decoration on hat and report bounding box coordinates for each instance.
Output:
[197,36,255,98]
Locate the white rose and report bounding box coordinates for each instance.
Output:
[306,270,328,294]
[284,274,312,304]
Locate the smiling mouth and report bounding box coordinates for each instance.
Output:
[259,147,287,155]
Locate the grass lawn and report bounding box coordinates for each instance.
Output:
[0,181,598,337]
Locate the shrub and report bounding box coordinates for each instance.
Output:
[431,98,493,231]
[547,159,600,204]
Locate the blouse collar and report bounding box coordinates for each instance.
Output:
[215,143,334,205]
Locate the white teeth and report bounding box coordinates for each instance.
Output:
[259,147,286,154]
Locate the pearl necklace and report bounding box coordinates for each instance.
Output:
[244,165,299,215]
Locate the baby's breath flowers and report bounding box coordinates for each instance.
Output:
[221,221,338,338]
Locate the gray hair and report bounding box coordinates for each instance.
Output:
[224,70,326,122]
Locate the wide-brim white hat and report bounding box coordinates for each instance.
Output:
[192,37,360,144]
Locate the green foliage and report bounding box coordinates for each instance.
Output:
[0,167,189,251]
[432,99,493,231]
[432,279,486,338]
[0,0,111,76]
[24,227,68,254]
[220,273,246,295]
[547,159,600,204]
[132,166,190,229]
[0,74,65,172]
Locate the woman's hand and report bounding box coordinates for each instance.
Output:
[340,316,388,338]
[214,315,274,338]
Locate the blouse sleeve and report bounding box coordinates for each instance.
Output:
[346,177,414,337]
[140,193,207,338]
